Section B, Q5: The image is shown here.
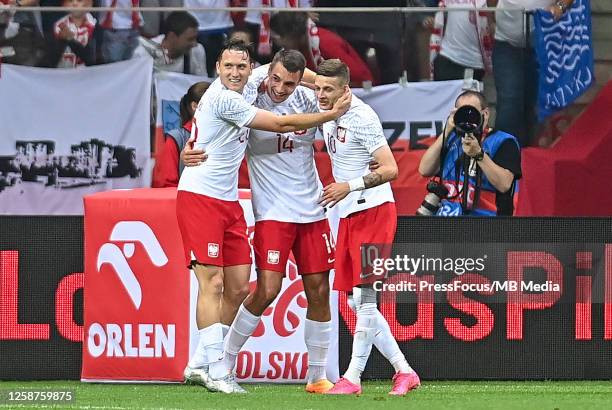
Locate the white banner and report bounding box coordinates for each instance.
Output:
[0,59,153,215]
[352,80,464,146]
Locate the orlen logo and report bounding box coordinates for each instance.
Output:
[96,221,168,309]
[88,221,175,359]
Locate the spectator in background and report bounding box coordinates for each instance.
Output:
[427,0,492,82]
[140,0,183,38]
[242,0,313,62]
[98,0,143,63]
[491,0,574,146]
[40,0,64,37]
[133,11,208,75]
[1,0,46,65]
[0,0,19,40]
[184,0,234,75]
[45,0,96,68]
[315,0,403,85]
[269,11,374,87]
[227,26,262,65]
[152,81,210,188]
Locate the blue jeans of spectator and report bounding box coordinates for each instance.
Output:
[493,40,539,147]
[101,28,139,64]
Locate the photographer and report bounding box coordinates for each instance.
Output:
[418,90,521,216]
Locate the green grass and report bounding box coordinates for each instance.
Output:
[1,380,612,409]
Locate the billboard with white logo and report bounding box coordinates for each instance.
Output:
[82,188,190,381]
[83,188,339,383]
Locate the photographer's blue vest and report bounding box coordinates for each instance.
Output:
[437,130,519,216]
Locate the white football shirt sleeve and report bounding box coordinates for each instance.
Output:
[213,90,259,127]
[249,65,269,88]
[353,121,388,154]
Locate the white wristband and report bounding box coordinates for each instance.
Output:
[347,177,365,192]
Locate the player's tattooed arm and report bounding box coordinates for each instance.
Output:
[367,145,398,186]
[363,172,383,189]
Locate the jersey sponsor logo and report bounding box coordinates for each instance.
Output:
[208,243,220,258]
[267,250,280,265]
[96,221,169,309]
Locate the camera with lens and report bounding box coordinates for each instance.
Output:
[416,180,449,216]
[453,104,484,139]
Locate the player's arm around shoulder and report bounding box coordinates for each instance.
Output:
[248,88,351,133]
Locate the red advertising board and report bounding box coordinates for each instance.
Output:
[82,188,190,381]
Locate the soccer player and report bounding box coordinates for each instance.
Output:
[222,49,335,394]
[177,40,350,394]
[314,59,421,396]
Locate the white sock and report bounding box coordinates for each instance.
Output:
[373,310,413,374]
[201,323,227,380]
[348,294,413,374]
[343,288,377,386]
[224,304,261,372]
[187,327,209,369]
[304,318,331,384]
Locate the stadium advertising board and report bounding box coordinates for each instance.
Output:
[3,216,612,380]
[0,216,83,379]
[81,188,338,383]
[343,218,612,380]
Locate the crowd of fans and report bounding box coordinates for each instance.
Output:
[0,0,574,146]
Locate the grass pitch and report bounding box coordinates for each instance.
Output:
[1,380,612,409]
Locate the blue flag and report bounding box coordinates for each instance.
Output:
[533,0,594,121]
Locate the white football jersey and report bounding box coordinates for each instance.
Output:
[247,86,324,223]
[178,66,268,201]
[321,95,394,218]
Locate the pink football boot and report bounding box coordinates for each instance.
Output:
[389,371,421,396]
[325,377,362,395]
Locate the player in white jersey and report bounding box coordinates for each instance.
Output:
[177,40,350,394]
[221,49,335,394]
[314,60,421,396]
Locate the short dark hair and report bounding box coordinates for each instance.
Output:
[217,38,253,63]
[269,12,308,39]
[455,90,488,109]
[179,81,210,123]
[270,49,306,77]
[316,59,350,86]
[164,11,198,37]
